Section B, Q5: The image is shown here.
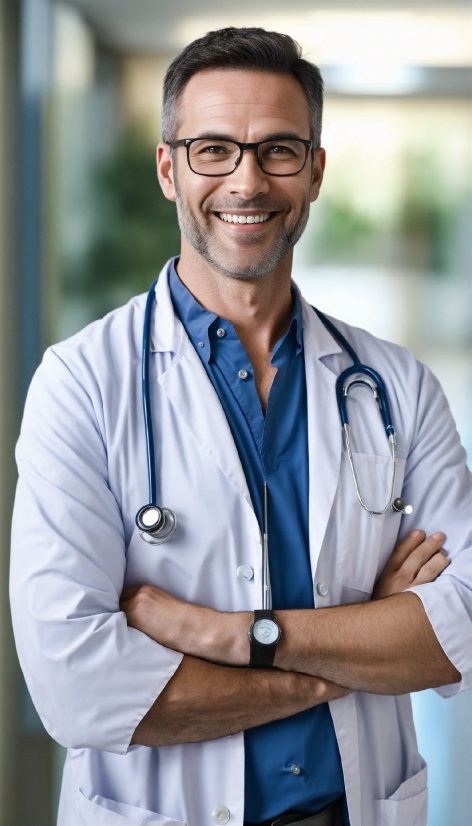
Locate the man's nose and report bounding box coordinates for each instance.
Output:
[224,149,270,200]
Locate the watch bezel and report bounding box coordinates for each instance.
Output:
[248,617,282,647]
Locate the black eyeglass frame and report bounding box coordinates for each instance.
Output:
[167,137,314,177]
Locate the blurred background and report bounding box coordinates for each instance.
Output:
[0,0,471,823]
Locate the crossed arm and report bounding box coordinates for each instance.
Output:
[122,530,460,748]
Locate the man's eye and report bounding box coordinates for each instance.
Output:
[199,145,229,155]
[268,145,295,155]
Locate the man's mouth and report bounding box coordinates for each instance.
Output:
[217,212,271,224]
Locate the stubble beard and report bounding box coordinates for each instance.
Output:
[174,181,311,282]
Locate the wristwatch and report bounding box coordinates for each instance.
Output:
[247,609,282,668]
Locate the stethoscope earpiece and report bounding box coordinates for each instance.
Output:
[136,504,178,545]
[392,497,413,516]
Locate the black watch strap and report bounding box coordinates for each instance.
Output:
[248,609,279,668]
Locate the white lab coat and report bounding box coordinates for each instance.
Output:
[10,262,472,826]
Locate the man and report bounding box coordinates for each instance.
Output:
[10,27,471,826]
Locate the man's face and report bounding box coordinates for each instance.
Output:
[158,69,325,281]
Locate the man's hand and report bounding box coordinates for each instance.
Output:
[373,529,448,600]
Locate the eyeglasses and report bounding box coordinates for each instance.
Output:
[167,137,313,177]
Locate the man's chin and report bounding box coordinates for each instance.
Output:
[204,251,281,281]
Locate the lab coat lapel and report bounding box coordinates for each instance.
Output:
[301,296,343,577]
[151,264,253,508]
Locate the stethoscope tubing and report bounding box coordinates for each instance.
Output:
[315,309,395,437]
[142,279,158,506]
[315,308,398,515]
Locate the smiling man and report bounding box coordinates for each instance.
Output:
[10,27,471,826]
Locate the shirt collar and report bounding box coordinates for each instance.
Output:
[168,257,304,362]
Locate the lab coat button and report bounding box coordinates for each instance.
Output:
[291,764,301,775]
[237,565,254,581]
[316,582,329,596]
[212,805,230,824]
[238,369,248,380]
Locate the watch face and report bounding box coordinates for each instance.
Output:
[253,618,280,646]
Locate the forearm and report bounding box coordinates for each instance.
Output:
[122,533,460,697]
[272,592,460,694]
[131,655,347,748]
[161,594,459,695]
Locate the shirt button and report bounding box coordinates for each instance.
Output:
[212,805,230,824]
[216,328,226,338]
[238,369,248,380]
[237,565,254,581]
[197,341,204,348]
[291,764,301,775]
[316,582,329,597]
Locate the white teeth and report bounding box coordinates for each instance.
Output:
[219,213,270,224]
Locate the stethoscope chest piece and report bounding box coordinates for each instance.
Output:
[136,504,178,545]
[392,497,413,516]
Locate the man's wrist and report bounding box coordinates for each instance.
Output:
[271,609,322,673]
[195,608,251,666]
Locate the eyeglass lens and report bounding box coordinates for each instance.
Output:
[188,139,307,176]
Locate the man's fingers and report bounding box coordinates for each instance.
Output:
[315,678,352,703]
[121,586,141,601]
[387,529,426,568]
[413,551,450,586]
[403,532,446,579]
[325,682,353,701]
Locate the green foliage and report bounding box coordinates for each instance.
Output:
[315,199,377,262]
[65,131,180,316]
[312,152,458,274]
[396,152,457,274]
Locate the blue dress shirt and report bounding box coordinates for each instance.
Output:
[168,260,346,823]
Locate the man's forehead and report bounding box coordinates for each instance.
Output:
[177,69,310,135]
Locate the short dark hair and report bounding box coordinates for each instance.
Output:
[162,27,323,146]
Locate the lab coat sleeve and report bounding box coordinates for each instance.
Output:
[403,362,472,697]
[10,347,183,754]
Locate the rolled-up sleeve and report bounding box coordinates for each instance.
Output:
[402,363,472,696]
[10,348,183,754]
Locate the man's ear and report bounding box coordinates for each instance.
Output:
[157,144,177,203]
[310,147,326,203]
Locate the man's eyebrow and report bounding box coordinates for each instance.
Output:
[191,131,308,142]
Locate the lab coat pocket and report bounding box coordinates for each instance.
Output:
[336,452,406,593]
[76,789,186,825]
[376,764,428,826]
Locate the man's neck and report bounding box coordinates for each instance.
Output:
[175,241,295,414]
[175,241,294,355]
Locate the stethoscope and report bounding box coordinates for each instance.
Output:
[135,282,412,546]
[313,308,412,518]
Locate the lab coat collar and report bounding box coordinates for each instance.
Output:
[300,292,344,577]
[150,261,184,355]
[296,284,343,362]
